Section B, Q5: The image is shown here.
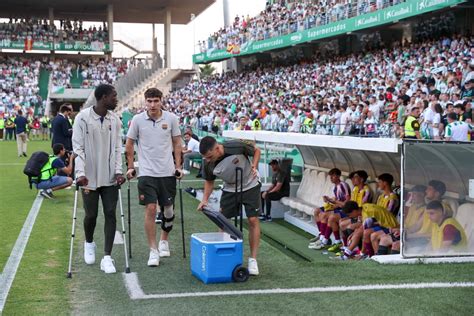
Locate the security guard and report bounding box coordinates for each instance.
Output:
[403,106,421,139]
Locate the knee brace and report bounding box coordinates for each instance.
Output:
[161,205,175,233]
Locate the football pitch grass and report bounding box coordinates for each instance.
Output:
[1,140,474,315]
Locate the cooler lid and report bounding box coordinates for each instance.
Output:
[201,208,243,240]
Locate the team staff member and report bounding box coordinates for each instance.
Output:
[403,106,421,139]
[260,159,290,222]
[14,110,28,157]
[125,88,183,267]
[73,84,125,274]
[197,136,262,275]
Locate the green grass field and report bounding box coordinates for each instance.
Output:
[1,140,474,315]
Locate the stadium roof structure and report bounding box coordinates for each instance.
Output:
[0,0,215,24]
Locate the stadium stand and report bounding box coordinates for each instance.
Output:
[199,0,405,52]
[168,33,473,140]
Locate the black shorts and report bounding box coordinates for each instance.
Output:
[137,176,176,206]
[220,183,261,218]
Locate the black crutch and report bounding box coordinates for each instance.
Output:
[235,167,243,232]
[118,186,131,273]
[176,171,186,258]
[127,180,132,258]
[67,185,79,278]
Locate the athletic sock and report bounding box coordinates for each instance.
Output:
[324,226,332,240]
[342,235,348,246]
[376,245,389,255]
[316,221,322,232]
[363,242,374,257]
[320,222,327,236]
[334,230,340,241]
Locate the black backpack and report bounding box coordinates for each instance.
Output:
[23,151,50,189]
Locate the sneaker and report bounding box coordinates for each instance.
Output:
[309,235,320,243]
[265,216,272,222]
[40,190,53,200]
[258,214,267,221]
[184,187,197,197]
[45,189,54,198]
[100,256,116,273]
[22,152,27,157]
[308,239,323,248]
[84,242,96,264]
[312,242,328,250]
[182,169,190,175]
[248,258,259,276]
[327,243,342,253]
[148,248,160,266]
[158,240,170,257]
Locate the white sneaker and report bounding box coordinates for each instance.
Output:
[148,248,160,266]
[248,258,259,276]
[100,256,116,274]
[308,239,322,248]
[158,240,170,257]
[182,169,190,175]
[84,242,96,264]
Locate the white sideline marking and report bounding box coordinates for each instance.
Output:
[114,231,124,244]
[0,163,24,166]
[0,195,43,312]
[122,273,474,300]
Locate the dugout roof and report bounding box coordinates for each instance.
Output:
[0,0,215,24]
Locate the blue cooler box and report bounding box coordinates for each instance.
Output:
[191,232,243,284]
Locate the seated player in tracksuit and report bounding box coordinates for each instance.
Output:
[339,201,399,260]
[375,173,399,216]
[197,136,262,276]
[309,168,351,249]
[376,185,427,255]
[334,170,372,253]
[426,200,467,253]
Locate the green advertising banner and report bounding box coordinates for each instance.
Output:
[0,40,110,52]
[193,0,465,64]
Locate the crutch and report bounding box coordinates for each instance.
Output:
[67,185,79,278]
[127,180,132,258]
[118,186,131,273]
[235,167,243,232]
[176,171,186,258]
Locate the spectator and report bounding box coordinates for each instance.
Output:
[182,131,201,174]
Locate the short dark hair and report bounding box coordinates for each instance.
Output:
[53,143,64,155]
[328,168,341,176]
[411,106,419,112]
[144,88,163,99]
[354,170,368,182]
[428,180,446,196]
[447,112,457,120]
[426,200,444,213]
[94,84,115,101]
[59,103,72,113]
[18,110,23,115]
[377,173,394,186]
[342,201,360,215]
[199,136,217,155]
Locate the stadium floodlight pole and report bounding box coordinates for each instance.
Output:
[67,185,79,278]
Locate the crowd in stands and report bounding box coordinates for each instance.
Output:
[168,34,474,141]
[0,57,43,110]
[198,0,406,52]
[0,18,108,44]
[1,56,130,111]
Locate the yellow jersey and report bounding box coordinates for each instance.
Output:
[431,217,467,251]
[351,184,372,207]
[362,203,399,229]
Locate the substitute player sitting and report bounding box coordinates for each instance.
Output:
[197,136,262,275]
[309,168,351,250]
[339,201,398,259]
